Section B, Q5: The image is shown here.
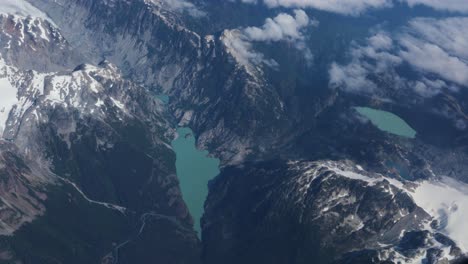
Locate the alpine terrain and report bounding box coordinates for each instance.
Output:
[0,0,468,263]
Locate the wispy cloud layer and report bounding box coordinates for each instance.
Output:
[329,17,468,97]
[404,0,468,13]
[263,0,392,15]
[236,0,468,15]
[222,29,279,68]
[147,0,206,17]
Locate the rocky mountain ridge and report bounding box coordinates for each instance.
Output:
[0,0,467,263]
[204,159,465,264]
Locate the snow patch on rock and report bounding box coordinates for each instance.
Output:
[0,56,18,137]
[411,177,468,252]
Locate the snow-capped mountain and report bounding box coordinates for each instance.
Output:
[204,159,468,263]
[1,0,468,263]
[0,1,202,262]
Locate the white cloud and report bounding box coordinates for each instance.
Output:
[368,33,393,50]
[237,0,468,15]
[412,78,452,97]
[244,9,311,41]
[329,61,378,93]
[404,0,468,13]
[262,0,392,15]
[399,36,468,86]
[222,29,279,68]
[148,0,206,17]
[398,17,468,86]
[222,10,315,68]
[329,32,403,94]
[406,17,468,59]
[329,17,468,97]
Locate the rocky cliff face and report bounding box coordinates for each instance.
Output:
[0,14,80,72]
[0,141,48,236]
[0,2,201,262]
[203,160,464,264]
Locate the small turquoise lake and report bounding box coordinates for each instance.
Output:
[355,107,417,138]
[171,127,220,236]
[156,94,169,104]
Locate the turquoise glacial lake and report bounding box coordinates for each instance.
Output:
[171,127,220,236]
[355,107,417,138]
[156,94,169,104]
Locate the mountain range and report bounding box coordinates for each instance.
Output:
[1,0,468,263]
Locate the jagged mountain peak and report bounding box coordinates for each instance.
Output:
[0,58,128,138]
[0,11,78,72]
